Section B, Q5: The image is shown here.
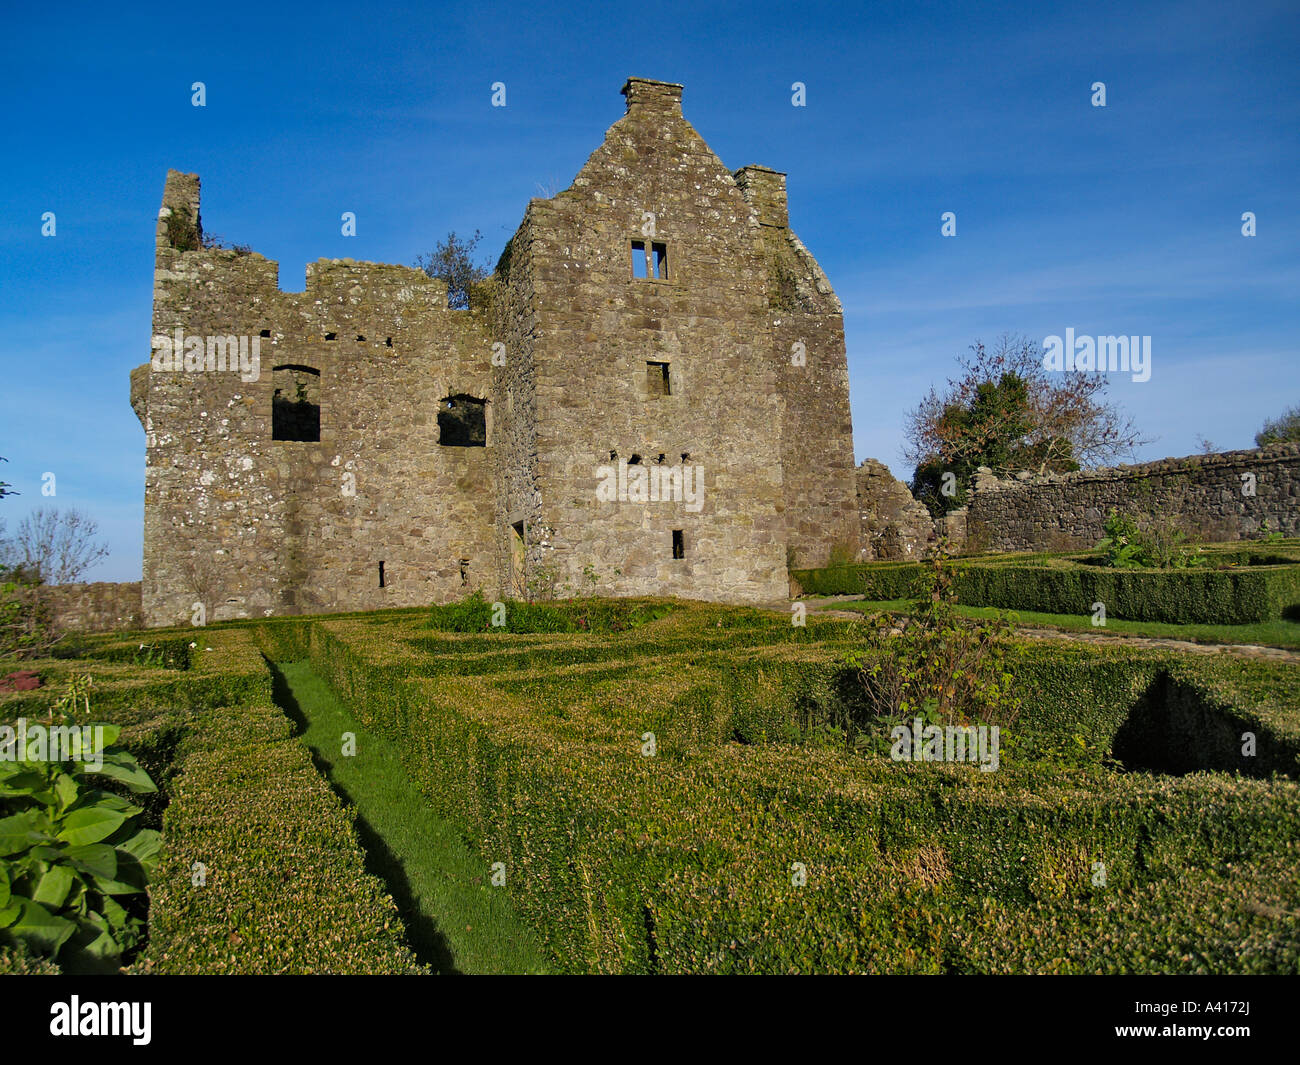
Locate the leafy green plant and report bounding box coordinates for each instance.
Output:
[164,204,197,251]
[1258,518,1284,544]
[1096,509,1145,568]
[847,542,1022,730]
[1142,519,1207,569]
[1097,509,1206,569]
[0,675,160,972]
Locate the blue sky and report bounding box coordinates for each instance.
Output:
[1,0,1297,580]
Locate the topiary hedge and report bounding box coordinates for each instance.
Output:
[132,694,427,974]
[793,559,1300,624]
[5,627,426,974]
[284,608,1300,974]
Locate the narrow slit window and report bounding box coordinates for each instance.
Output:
[631,239,648,278]
[378,561,386,588]
[672,530,685,560]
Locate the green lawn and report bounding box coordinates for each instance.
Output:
[271,660,551,974]
[829,598,1300,649]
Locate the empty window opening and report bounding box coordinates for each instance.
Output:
[385,337,393,347]
[325,332,337,341]
[609,449,618,461]
[629,454,642,465]
[378,561,386,588]
[509,521,526,597]
[356,334,366,342]
[631,239,649,278]
[271,364,321,442]
[647,361,671,397]
[681,452,690,462]
[652,242,668,279]
[672,530,685,559]
[657,453,666,464]
[459,558,470,585]
[438,394,487,447]
[259,329,271,338]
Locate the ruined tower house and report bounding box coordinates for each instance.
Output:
[131,78,859,627]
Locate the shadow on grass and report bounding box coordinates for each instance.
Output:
[266,658,462,974]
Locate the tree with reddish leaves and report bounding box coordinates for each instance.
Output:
[905,333,1147,516]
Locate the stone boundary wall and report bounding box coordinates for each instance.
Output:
[45,582,143,633]
[960,443,1300,552]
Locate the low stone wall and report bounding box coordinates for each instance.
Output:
[961,443,1300,552]
[44,582,143,633]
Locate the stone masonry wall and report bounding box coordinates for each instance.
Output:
[962,443,1300,551]
[136,172,496,627]
[855,459,935,560]
[44,582,143,633]
[490,210,545,597]
[740,166,859,569]
[496,79,806,603]
[134,79,860,622]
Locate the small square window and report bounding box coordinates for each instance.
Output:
[646,361,671,397]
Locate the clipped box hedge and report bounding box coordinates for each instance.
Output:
[117,628,426,974]
[793,559,1300,625]
[285,607,1300,974]
[133,696,427,974]
[2,627,425,975]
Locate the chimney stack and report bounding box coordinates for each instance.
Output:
[734,165,789,228]
[621,77,684,117]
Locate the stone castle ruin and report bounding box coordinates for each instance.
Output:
[126,76,1298,630]
[132,78,859,626]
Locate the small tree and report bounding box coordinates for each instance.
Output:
[905,333,1148,515]
[415,230,492,310]
[1256,405,1300,446]
[849,542,1021,731]
[4,508,109,585]
[0,508,109,659]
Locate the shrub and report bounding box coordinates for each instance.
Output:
[0,675,160,973]
[426,591,675,635]
[1096,509,1205,569]
[847,549,1021,730]
[0,572,55,660]
[286,605,1300,973]
[793,558,1300,624]
[134,699,426,974]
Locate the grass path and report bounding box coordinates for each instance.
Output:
[270,660,551,974]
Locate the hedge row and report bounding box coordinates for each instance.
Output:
[3,627,425,974]
[793,560,1300,624]
[0,629,271,731]
[130,639,427,974]
[290,608,1300,973]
